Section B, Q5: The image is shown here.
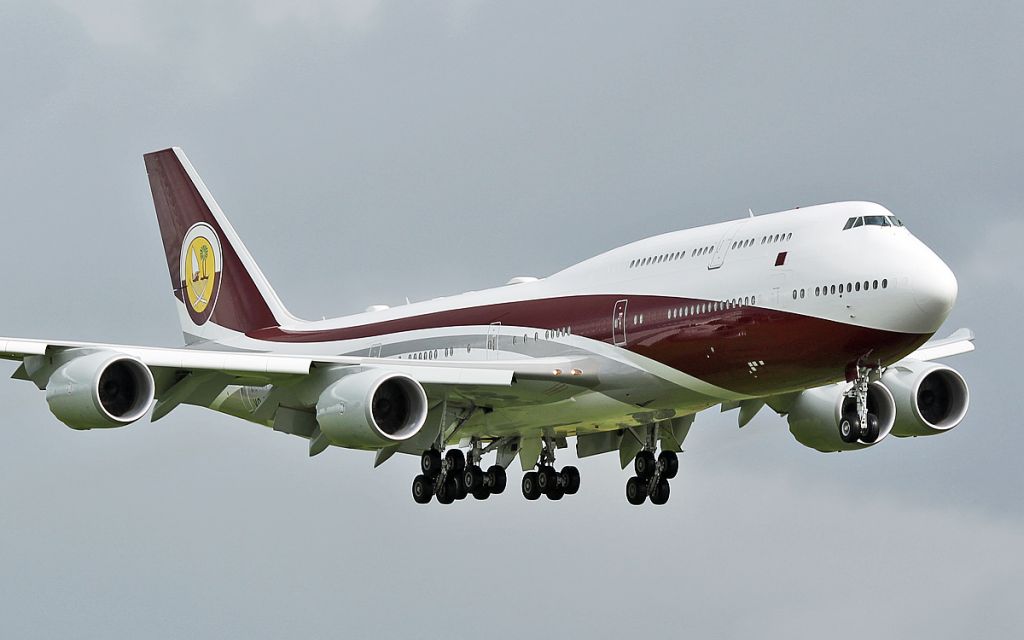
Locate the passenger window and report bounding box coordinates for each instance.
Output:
[882,279,888,289]
[830,285,836,295]
[815,286,820,296]
[855,282,861,291]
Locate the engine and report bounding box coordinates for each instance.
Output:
[881,360,970,437]
[44,351,155,430]
[315,370,428,450]
[787,380,897,452]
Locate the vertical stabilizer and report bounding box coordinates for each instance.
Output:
[144,148,294,344]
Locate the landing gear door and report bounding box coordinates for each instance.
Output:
[612,299,628,346]
[708,222,745,270]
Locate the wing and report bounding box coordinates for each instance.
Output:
[0,335,597,420]
[905,327,975,361]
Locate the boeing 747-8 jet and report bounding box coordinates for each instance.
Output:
[1,149,973,505]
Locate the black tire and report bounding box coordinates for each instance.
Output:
[454,473,468,500]
[472,486,490,500]
[626,476,646,505]
[562,466,581,495]
[537,466,558,492]
[436,477,456,504]
[839,415,859,443]
[863,413,880,443]
[522,471,541,500]
[635,450,656,478]
[650,479,671,505]
[464,466,484,490]
[659,451,679,480]
[412,474,433,504]
[421,449,442,477]
[547,485,564,501]
[445,449,466,474]
[487,465,507,494]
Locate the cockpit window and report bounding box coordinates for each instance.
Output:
[845,215,899,230]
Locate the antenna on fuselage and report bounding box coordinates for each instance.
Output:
[748,208,755,218]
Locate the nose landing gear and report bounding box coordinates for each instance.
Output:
[840,364,881,444]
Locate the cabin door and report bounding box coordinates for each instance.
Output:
[612,299,628,346]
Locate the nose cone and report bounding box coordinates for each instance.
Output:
[913,253,958,330]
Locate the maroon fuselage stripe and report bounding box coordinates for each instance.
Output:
[248,295,928,395]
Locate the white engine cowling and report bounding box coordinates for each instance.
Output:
[881,360,970,437]
[787,381,897,452]
[315,370,428,450]
[45,351,155,430]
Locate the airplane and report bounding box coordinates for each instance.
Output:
[1,148,973,506]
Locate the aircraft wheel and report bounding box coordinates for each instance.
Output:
[650,479,671,506]
[537,466,558,492]
[472,486,491,500]
[454,472,468,500]
[626,476,647,505]
[547,485,565,501]
[464,466,484,491]
[522,471,542,500]
[436,477,457,504]
[412,474,433,504]
[421,449,442,477]
[562,466,581,495]
[445,448,466,473]
[862,413,880,443]
[487,465,507,494]
[839,414,859,443]
[634,450,656,478]
[659,451,679,480]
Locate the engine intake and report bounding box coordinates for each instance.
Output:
[881,360,970,436]
[45,351,155,429]
[787,381,897,452]
[316,370,428,450]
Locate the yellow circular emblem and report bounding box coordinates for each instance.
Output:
[184,235,217,314]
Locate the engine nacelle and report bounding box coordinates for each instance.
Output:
[881,360,970,437]
[315,370,428,450]
[787,381,897,452]
[45,351,155,430]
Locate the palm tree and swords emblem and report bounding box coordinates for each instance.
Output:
[180,223,221,319]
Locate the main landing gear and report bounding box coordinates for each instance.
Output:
[412,442,507,505]
[625,424,680,506]
[840,364,880,444]
[521,437,580,501]
[625,449,678,506]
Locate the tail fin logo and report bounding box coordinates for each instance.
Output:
[179,223,223,325]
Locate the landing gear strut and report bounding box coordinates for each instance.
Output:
[840,364,880,444]
[625,425,680,506]
[522,436,580,501]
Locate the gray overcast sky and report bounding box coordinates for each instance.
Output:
[0,1,1021,638]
